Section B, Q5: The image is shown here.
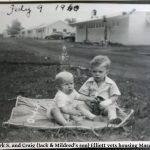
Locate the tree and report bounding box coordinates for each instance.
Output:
[7,19,23,37]
[65,18,77,24]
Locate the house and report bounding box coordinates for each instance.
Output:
[2,30,11,38]
[19,29,27,38]
[43,20,75,39]
[72,11,150,45]
[0,34,3,38]
[20,20,75,39]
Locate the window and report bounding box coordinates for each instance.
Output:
[100,22,102,28]
[78,24,83,29]
[96,22,99,28]
[112,22,115,26]
[53,28,57,32]
[28,30,32,33]
[92,23,96,28]
[63,29,67,32]
[89,23,92,28]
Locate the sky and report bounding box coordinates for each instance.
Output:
[0,3,150,33]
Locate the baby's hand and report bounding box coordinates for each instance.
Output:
[99,99,112,108]
[88,97,97,102]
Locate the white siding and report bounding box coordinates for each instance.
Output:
[76,22,105,42]
[88,28,104,42]
[27,29,36,38]
[19,20,75,39]
[74,12,150,45]
[75,17,130,44]
[76,28,86,42]
[3,30,10,38]
[44,21,75,38]
[109,16,129,45]
[128,12,150,45]
[31,29,37,38]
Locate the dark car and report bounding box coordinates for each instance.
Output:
[45,32,63,40]
[63,33,75,42]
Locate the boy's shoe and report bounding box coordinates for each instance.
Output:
[109,118,122,125]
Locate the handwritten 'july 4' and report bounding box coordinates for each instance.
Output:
[7,4,43,17]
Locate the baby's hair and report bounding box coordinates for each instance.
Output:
[55,71,73,87]
[90,55,111,69]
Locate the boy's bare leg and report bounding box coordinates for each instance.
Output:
[106,105,117,120]
[51,107,71,126]
[106,105,122,124]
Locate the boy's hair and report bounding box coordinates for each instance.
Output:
[90,55,111,69]
[55,71,73,87]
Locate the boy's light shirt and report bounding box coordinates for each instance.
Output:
[54,89,82,108]
[79,76,121,100]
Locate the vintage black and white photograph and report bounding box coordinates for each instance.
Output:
[0,2,150,145]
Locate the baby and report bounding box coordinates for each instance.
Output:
[47,71,98,126]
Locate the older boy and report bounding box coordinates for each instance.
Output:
[79,55,122,124]
[47,71,98,126]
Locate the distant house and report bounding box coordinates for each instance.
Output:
[27,28,37,39]
[20,20,75,39]
[19,26,39,38]
[19,29,25,38]
[72,11,150,45]
[0,34,3,38]
[2,30,11,38]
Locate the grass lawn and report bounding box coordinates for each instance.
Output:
[0,38,150,142]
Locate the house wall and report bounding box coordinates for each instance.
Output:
[19,21,75,39]
[27,31,32,38]
[27,29,36,38]
[44,21,75,38]
[76,21,105,42]
[76,27,86,42]
[3,30,10,38]
[128,12,150,45]
[75,12,150,45]
[88,28,104,42]
[109,16,129,45]
[20,30,28,38]
[38,28,46,39]
[75,17,130,44]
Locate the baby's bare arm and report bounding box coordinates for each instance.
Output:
[76,94,96,102]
